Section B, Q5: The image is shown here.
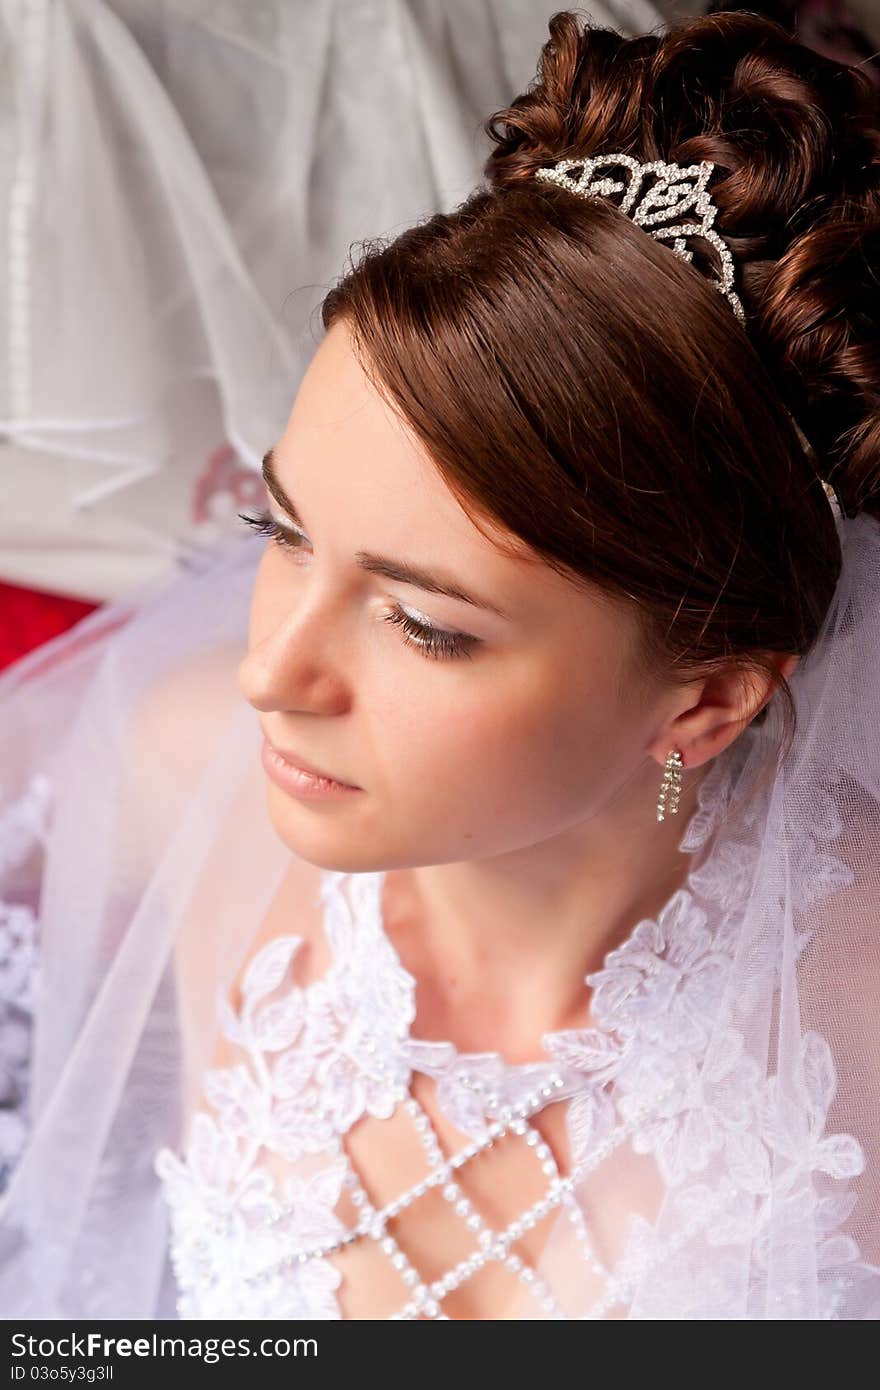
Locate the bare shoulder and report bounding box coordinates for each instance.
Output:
[119,634,331,1116]
[119,636,337,1122]
[121,637,248,866]
[129,635,246,763]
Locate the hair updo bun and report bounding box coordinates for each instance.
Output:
[483,8,880,520]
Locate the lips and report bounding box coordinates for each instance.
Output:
[262,733,359,788]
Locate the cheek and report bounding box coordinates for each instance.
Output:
[373,661,630,826]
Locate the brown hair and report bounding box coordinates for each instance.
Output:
[320,9,880,771]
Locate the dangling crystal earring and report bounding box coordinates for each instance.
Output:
[656,747,683,822]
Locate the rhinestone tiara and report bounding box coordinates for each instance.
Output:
[534,153,746,324]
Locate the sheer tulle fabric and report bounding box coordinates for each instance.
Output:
[0,496,878,1318]
[0,0,666,595]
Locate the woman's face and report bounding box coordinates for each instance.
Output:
[238,318,674,873]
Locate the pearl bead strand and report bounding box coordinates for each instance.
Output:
[392,1090,566,1319]
[255,1073,569,1264]
[229,1071,680,1319]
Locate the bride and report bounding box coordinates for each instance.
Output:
[1,9,879,1319]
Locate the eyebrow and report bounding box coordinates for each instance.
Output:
[260,447,512,621]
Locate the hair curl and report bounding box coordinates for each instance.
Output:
[321,8,880,768]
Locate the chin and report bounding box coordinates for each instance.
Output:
[262,782,392,873]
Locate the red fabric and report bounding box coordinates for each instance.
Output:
[0,439,258,675]
[0,580,101,673]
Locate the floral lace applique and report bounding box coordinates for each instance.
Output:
[0,772,52,1195]
[617,1025,870,1319]
[537,739,869,1315]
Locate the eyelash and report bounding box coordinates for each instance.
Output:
[237,509,479,662]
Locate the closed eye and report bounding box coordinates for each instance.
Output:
[238,509,480,662]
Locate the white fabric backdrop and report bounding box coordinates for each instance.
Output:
[0,0,669,602]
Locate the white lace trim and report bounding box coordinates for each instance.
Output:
[0,773,51,1193]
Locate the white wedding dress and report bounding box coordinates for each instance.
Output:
[150,718,873,1320]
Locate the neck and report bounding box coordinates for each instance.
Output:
[381,757,711,1062]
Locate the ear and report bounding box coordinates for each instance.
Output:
[646,652,800,771]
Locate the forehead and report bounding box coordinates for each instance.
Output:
[274,320,631,647]
[277,320,522,569]
[280,319,428,483]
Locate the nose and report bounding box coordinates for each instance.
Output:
[237,606,351,716]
